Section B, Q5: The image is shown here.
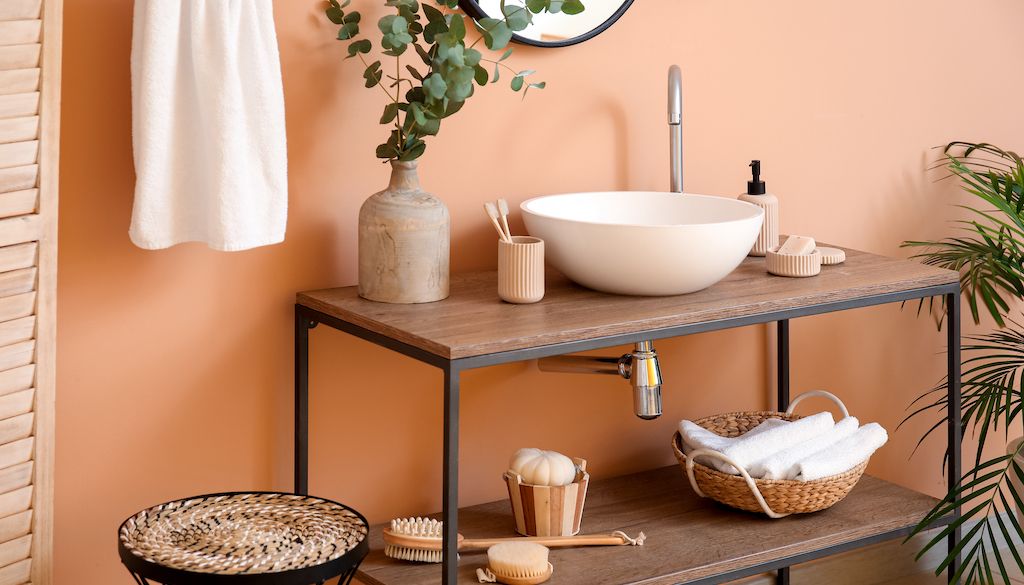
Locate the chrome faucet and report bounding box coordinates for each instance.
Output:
[668,65,683,193]
[532,70,684,420]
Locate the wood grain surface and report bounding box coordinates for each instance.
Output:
[299,246,957,360]
[357,466,941,585]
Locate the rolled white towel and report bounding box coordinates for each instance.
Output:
[679,418,789,456]
[748,416,860,480]
[719,412,835,474]
[795,422,888,481]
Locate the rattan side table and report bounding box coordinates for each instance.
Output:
[118,492,369,585]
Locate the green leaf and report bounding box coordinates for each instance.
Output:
[499,47,514,61]
[408,102,428,126]
[346,39,372,59]
[423,73,448,100]
[399,140,426,162]
[363,61,382,88]
[423,19,448,44]
[464,48,482,67]
[406,64,424,81]
[447,13,467,41]
[502,4,532,31]
[337,22,359,40]
[479,18,513,50]
[380,103,400,124]
[378,14,409,35]
[510,75,524,91]
[326,6,345,24]
[473,64,489,85]
[526,0,547,12]
[491,63,501,83]
[343,11,361,24]
[414,42,433,65]
[421,3,445,23]
[562,0,585,15]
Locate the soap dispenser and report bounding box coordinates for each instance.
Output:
[738,160,779,256]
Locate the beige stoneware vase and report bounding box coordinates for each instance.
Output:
[358,161,450,303]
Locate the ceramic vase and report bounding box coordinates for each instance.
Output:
[358,161,449,303]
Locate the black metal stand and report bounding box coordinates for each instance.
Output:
[295,284,962,585]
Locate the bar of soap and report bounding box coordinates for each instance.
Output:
[777,235,817,256]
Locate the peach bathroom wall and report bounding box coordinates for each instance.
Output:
[54,0,1024,583]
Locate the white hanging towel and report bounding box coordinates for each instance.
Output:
[130,0,288,251]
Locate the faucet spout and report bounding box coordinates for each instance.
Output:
[668,65,683,193]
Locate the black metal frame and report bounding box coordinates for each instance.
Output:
[295,284,963,585]
[457,0,635,48]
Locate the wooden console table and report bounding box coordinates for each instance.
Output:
[294,245,961,585]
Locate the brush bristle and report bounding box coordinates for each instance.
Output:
[390,517,443,538]
[498,199,510,215]
[384,517,446,564]
[384,544,443,563]
[487,542,550,578]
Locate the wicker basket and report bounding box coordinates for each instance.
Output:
[672,390,869,518]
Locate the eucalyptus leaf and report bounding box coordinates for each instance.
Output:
[406,64,424,81]
[510,75,524,91]
[380,103,400,124]
[326,6,345,24]
[346,39,372,59]
[562,0,585,15]
[502,4,532,31]
[421,3,445,23]
[337,22,359,40]
[474,64,489,86]
[423,73,447,100]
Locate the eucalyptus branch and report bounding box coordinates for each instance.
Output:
[324,0,582,162]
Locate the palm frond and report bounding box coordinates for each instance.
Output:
[901,325,1024,469]
[908,443,1024,585]
[902,142,1024,326]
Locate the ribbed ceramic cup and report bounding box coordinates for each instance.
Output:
[498,236,544,304]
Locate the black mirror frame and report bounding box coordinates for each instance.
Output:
[457,0,634,48]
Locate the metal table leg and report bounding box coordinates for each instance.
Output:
[776,320,791,585]
[946,293,962,582]
[295,305,316,496]
[443,364,461,585]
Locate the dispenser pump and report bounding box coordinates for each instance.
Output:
[747,160,766,195]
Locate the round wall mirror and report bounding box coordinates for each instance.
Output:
[458,1,634,47]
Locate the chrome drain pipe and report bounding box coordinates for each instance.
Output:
[538,341,663,420]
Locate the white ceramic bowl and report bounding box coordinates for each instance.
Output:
[521,191,764,296]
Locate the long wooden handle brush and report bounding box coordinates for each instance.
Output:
[383,517,646,563]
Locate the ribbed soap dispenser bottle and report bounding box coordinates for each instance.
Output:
[738,160,779,256]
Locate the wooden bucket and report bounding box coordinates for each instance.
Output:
[504,458,589,537]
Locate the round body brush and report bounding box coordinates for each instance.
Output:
[384,517,645,563]
[476,542,553,585]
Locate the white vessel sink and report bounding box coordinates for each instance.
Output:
[520,192,764,296]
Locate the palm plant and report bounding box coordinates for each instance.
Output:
[902,142,1024,584]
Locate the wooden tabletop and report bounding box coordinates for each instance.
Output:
[298,246,957,360]
[356,465,941,585]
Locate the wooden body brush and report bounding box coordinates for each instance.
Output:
[476,542,553,585]
[384,517,645,563]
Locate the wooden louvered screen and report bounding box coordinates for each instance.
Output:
[0,0,59,583]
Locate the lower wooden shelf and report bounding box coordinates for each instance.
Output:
[356,465,941,585]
